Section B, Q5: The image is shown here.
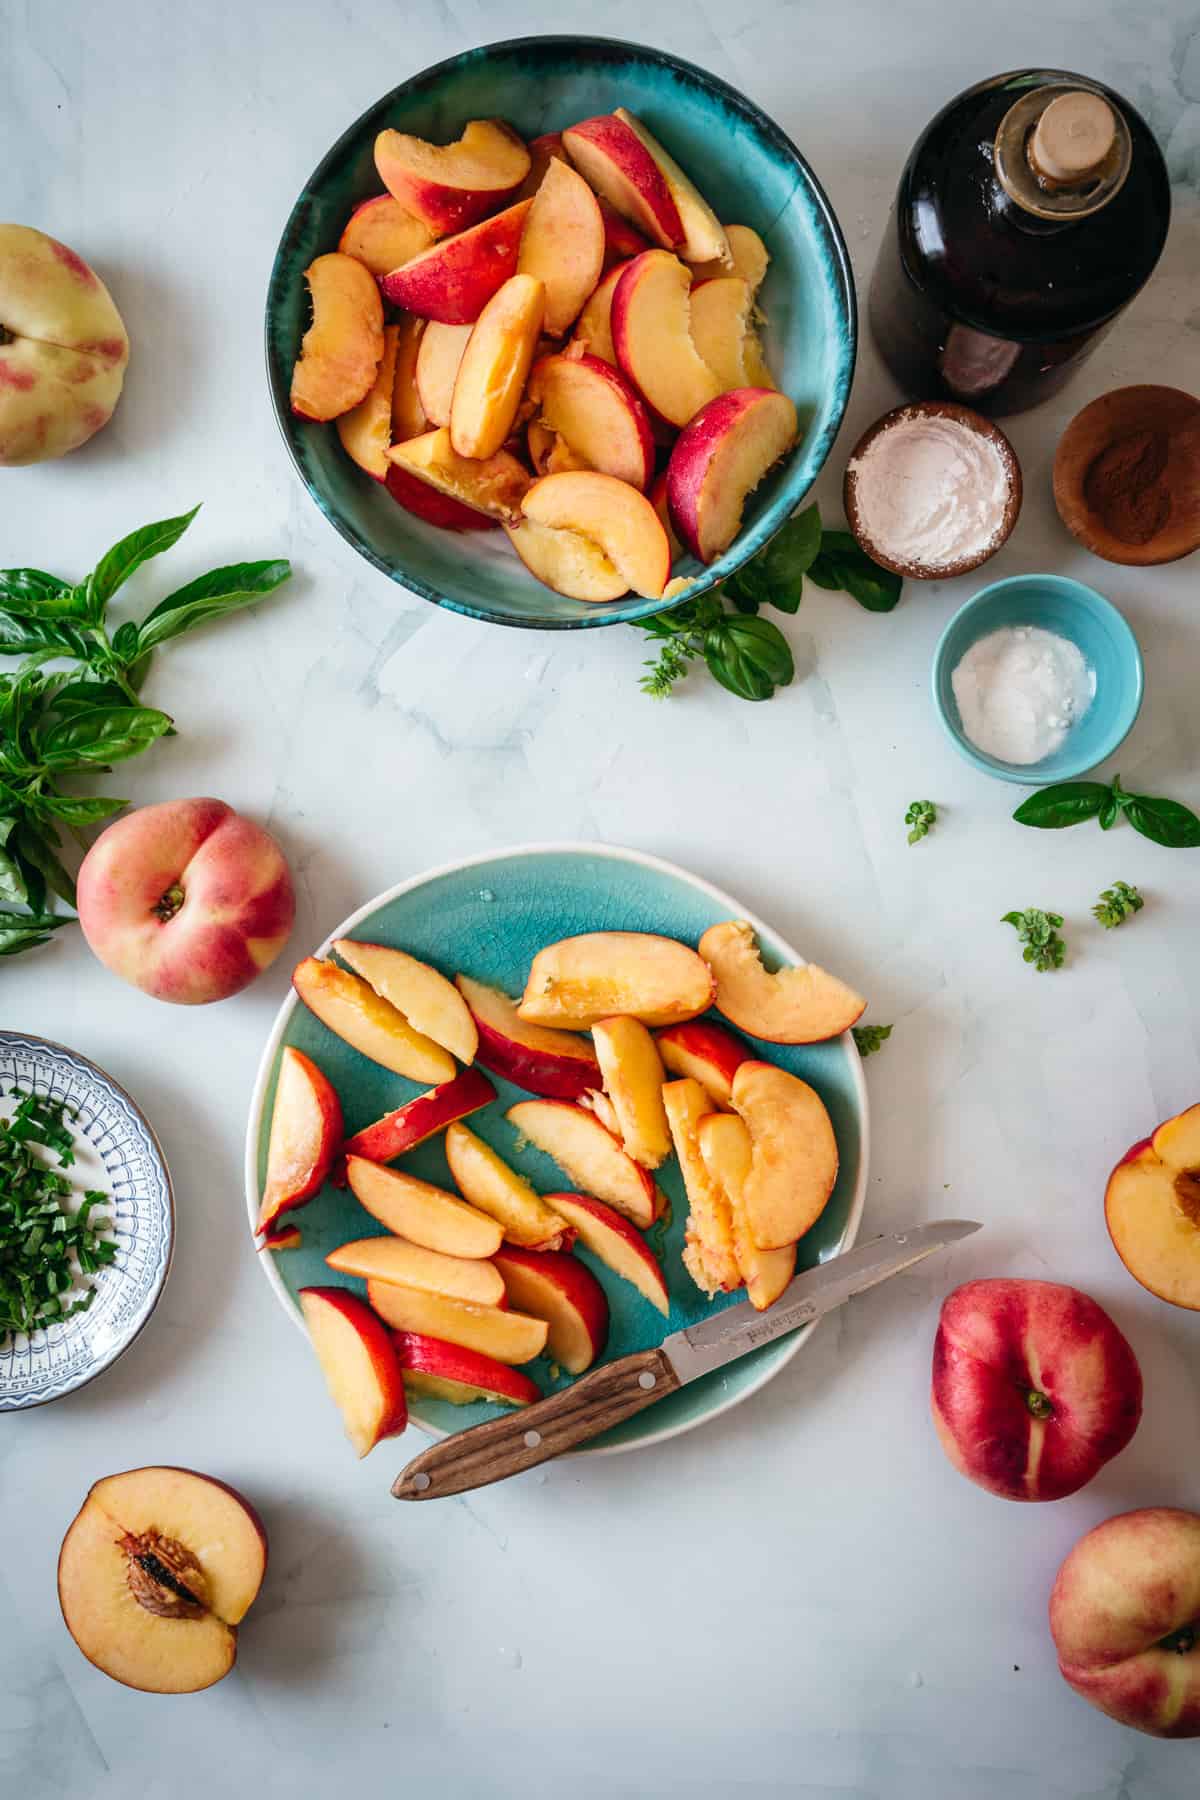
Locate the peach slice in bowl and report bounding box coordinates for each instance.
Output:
[246,844,867,1458]
[266,35,855,627]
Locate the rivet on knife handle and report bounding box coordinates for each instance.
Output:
[392,1346,679,1500]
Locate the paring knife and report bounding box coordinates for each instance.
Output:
[392,1218,980,1500]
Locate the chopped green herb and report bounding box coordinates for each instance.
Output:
[0,1087,116,1342]
[905,800,937,845]
[853,1023,893,1057]
[1093,881,1144,929]
[1002,908,1066,973]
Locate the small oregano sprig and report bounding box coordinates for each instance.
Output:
[1003,908,1066,972]
[1093,881,1144,928]
[905,800,937,845]
[634,503,902,702]
[1014,774,1200,849]
[853,1023,893,1057]
[0,507,291,959]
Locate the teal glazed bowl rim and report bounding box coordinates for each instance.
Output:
[931,573,1145,785]
[264,34,857,631]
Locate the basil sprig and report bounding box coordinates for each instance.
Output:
[1014,774,1200,849]
[634,504,902,701]
[0,508,291,959]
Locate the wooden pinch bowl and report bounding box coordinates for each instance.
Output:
[1054,385,1200,567]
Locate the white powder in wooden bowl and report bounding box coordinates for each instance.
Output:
[951,625,1096,764]
[849,411,1011,572]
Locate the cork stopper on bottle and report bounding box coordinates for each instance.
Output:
[1029,91,1116,185]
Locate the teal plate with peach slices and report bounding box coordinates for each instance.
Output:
[245,845,868,1456]
[264,34,856,630]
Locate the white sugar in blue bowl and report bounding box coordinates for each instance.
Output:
[932,574,1144,785]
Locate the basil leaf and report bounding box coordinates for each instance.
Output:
[14,845,45,913]
[0,569,86,619]
[39,705,173,769]
[30,793,125,827]
[808,532,903,612]
[0,847,27,905]
[704,616,794,701]
[0,910,71,957]
[0,610,89,660]
[136,559,291,651]
[110,620,141,664]
[14,824,76,909]
[1012,783,1111,829]
[725,505,821,617]
[1123,793,1200,849]
[84,506,201,616]
[1099,796,1119,830]
[47,677,135,716]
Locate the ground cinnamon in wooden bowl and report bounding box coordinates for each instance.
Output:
[1054,386,1200,567]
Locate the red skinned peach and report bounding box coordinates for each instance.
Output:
[76,798,294,1004]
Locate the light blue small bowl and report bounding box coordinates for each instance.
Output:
[932,574,1144,785]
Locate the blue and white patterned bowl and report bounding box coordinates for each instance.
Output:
[265,34,857,629]
[0,1034,174,1411]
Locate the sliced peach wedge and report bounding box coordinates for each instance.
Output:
[366,1280,548,1365]
[698,1112,796,1310]
[345,1155,502,1259]
[562,115,684,250]
[58,1468,268,1695]
[699,918,865,1043]
[327,1236,505,1306]
[444,1120,574,1250]
[611,250,721,429]
[387,428,529,523]
[656,1018,748,1109]
[375,119,530,233]
[507,1099,659,1230]
[385,462,499,533]
[516,131,567,202]
[591,1016,672,1169]
[521,472,670,600]
[413,320,471,427]
[688,277,773,392]
[336,321,401,480]
[518,157,605,336]
[493,1246,609,1375]
[256,1046,343,1235]
[547,1193,669,1317]
[392,1330,541,1407]
[338,194,434,278]
[663,1078,741,1297]
[504,518,629,604]
[299,1286,408,1457]
[612,110,729,267]
[333,938,477,1065]
[692,224,770,292]
[338,1067,495,1173]
[529,351,654,491]
[390,313,427,441]
[667,388,798,564]
[519,930,715,1029]
[571,263,624,366]
[455,973,601,1098]
[450,272,545,460]
[381,199,533,325]
[293,955,455,1084]
[290,252,384,422]
[731,1061,838,1251]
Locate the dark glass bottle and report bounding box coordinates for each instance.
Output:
[868,70,1171,416]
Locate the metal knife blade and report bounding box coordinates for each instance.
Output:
[662,1219,980,1387]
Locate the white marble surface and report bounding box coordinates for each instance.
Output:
[3,3,1200,1795]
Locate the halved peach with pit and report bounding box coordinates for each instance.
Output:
[1106,1104,1200,1309]
[375,119,530,233]
[338,194,434,277]
[290,253,384,422]
[611,250,720,428]
[666,388,798,564]
[521,470,670,599]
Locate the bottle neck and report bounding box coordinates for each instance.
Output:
[994,83,1131,223]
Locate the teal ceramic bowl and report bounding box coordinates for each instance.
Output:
[265,35,856,630]
[245,845,868,1456]
[932,574,1144,786]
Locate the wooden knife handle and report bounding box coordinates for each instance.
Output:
[391,1346,679,1500]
